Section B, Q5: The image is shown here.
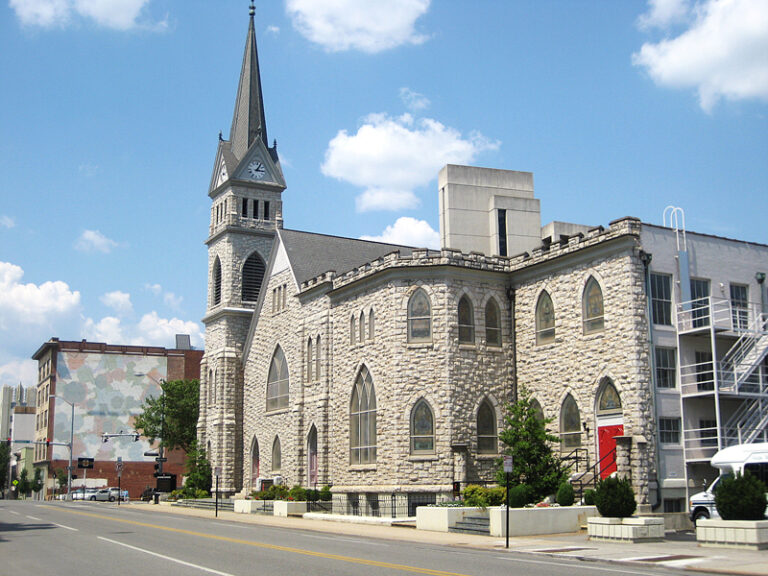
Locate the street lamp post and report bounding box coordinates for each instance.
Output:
[135,373,165,478]
[49,395,74,501]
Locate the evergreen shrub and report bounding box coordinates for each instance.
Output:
[319,485,333,501]
[556,482,575,506]
[288,485,307,501]
[715,472,768,521]
[508,484,533,508]
[583,489,596,506]
[593,476,636,518]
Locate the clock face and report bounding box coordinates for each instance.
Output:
[247,161,266,180]
[219,163,227,182]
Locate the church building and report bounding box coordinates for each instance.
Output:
[198,7,768,516]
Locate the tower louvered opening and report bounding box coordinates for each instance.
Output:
[242,253,266,302]
[212,258,222,305]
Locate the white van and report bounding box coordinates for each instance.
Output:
[689,442,768,523]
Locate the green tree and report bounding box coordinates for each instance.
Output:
[497,386,568,502]
[32,468,44,494]
[184,441,212,494]
[134,379,200,452]
[0,442,10,492]
[17,468,31,498]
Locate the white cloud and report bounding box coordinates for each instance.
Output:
[75,229,118,253]
[361,217,440,249]
[399,87,430,111]
[266,25,280,35]
[10,0,163,30]
[322,112,499,212]
[100,290,133,316]
[82,315,125,343]
[82,311,203,349]
[638,0,691,30]
[0,358,38,387]
[163,291,183,310]
[0,215,15,228]
[145,283,163,295]
[633,0,768,112]
[286,0,430,53]
[0,261,81,328]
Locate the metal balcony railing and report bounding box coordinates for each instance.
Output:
[676,297,762,334]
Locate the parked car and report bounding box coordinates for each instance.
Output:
[91,487,127,502]
[73,488,97,501]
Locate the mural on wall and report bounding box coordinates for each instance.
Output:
[51,352,166,462]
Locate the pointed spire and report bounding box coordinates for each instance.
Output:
[229,2,269,161]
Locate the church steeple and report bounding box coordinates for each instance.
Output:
[229,2,269,162]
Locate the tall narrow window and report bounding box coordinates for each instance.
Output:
[266,346,290,411]
[583,277,604,333]
[730,284,749,331]
[350,315,356,345]
[264,201,271,220]
[659,418,681,444]
[272,436,282,472]
[477,400,497,454]
[359,311,365,343]
[212,257,222,306]
[458,295,475,344]
[650,273,672,326]
[498,209,507,256]
[696,350,714,391]
[306,338,313,382]
[254,200,261,220]
[408,289,432,343]
[561,394,581,449]
[410,399,435,454]
[242,253,266,302]
[691,278,710,328]
[241,197,248,217]
[368,308,375,340]
[485,298,501,347]
[535,291,555,344]
[307,426,318,486]
[315,335,321,380]
[655,347,676,388]
[350,366,377,464]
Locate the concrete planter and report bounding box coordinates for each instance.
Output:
[489,506,598,537]
[587,516,665,542]
[416,506,486,532]
[273,500,308,517]
[233,499,273,514]
[696,519,768,550]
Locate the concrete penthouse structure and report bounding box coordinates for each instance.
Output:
[32,337,203,499]
[198,7,768,516]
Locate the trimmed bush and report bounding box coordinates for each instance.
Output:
[593,476,636,518]
[715,472,768,521]
[463,484,489,508]
[319,485,333,502]
[556,482,575,507]
[487,486,506,507]
[306,489,320,502]
[252,484,290,500]
[508,484,533,508]
[288,485,307,501]
[583,489,596,506]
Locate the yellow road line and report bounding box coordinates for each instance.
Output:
[41,506,472,576]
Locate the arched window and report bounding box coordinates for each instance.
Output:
[410,399,435,454]
[266,346,289,411]
[242,252,266,302]
[583,277,604,333]
[359,310,365,342]
[408,288,431,343]
[368,308,375,340]
[458,295,475,344]
[271,436,281,472]
[208,369,214,404]
[350,366,376,464]
[307,426,318,487]
[485,298,502,347]
[306,338,313,382]
[561,394,581,449]
[315,335,321,381]
[350,315,356,345]
[212,257,222,306]
[250,437,260,486]
[597,379,622,416]
[530,398,545,422]
[477,399,497,454]
[535,291,555,344]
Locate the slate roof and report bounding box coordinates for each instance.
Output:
[278,229,416,286]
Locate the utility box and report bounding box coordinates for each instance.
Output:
[156,474,177,493]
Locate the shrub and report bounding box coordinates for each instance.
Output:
[487,486,506,506]
[306,489,320,502]
[507,484,533,508]
[556,482,575,507]
[463,484,489,508]
[319,485,333,502]
[288,485,307,501]
[593,476,636,518]
[715,472,768,521]
[583,489,596,506]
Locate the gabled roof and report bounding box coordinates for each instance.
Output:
[278,229,416,286]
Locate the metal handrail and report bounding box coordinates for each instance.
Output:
[570,447,616,499]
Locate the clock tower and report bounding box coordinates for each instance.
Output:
[198,3,285,495]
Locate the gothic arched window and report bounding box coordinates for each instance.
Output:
[242,252,266,302]
[561,394,581,449]
[359,310,365,343]
[272,436,281,472]
[266,346,289,411]
[407,288,431,343]
[368,308,375,340]
[410,399,435,454]
[212,257,222,306]
[315,335,321,381]
[306,338,313,382]
[485,297,502,347]
[597,379,622,416]
[350,366,376,464]
[535,290,555,344]
[477,399,497,454]
[458,295,475,344]
[583,276,605,333]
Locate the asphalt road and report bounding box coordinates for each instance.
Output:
[1,500,699,576]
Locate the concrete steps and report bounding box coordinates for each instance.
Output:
[448,515,490,536]
[171,498,234,512]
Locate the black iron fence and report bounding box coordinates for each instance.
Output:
[306,492,452,518]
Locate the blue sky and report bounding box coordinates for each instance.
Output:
[1,0,767,388]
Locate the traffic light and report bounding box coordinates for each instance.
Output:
[153,463,159,477]
[4,438,10,447]
[45,438,51,447]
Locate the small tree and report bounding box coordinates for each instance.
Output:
[32,468,44,494]
[184,441,212,495]
[17,468,31,498]
[593,476,637,518]
[0,442,10,492]
[715,472,767,521]
[497,386,568,502]
[556,482,575,507]
[134,379,200,453]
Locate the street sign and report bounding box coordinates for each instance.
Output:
[77,457,94,469]
[155,457,167,462]
[144,451,159,457]
[503,455,514,473]
[214,466,222,477]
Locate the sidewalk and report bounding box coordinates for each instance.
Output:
[130,502,767,575]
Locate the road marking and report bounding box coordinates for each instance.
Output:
[52,522,79,531]
[45,506,473,576]
[99,537,236,575]
[302,533,390,546]
[26,515,42,520]
[8,510,20,515]
[495,556,661,576]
